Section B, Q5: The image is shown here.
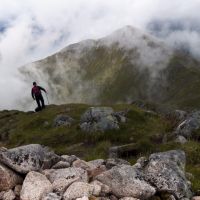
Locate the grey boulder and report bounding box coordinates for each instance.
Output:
[80,107,120,132]
[96,165,156,199]
[0,144,61,174]
[175,111,200,138]
[144,150,192,199]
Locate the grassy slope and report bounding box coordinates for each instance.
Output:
[158,51,200,110]
[0,103,200,193]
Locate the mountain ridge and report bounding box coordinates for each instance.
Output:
[20,25,200,110]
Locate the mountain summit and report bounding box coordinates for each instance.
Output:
[20,26,200,109]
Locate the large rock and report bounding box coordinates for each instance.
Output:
[0,163,23,191]
[144,150,192,199]
[96,165,156,199]
[63,182,101,200]
[175,111,200,138]
[43,167,88,183]
[0,144,61,174]
[20,171,52,200]
[80,107,120,132]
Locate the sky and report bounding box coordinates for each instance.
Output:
[0,0,200,110]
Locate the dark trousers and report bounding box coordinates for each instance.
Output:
[35,94,45,109]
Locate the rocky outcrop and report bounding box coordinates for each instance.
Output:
[20,171,52,200]
[0,163,23,191]
[175,111,200,138]
[143,150,192,199]
[0,144,195,200]
[80,107,127,132]
[0,144,61,174]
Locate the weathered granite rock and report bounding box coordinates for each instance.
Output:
[96,165,156,199]
[2,190,15,200]
[51,161,70,169]
[105,158,130,169]
[119,198,140,200]
[0,144,61,174]
[61,155,79,165]
[88,159,105,168]
[53,115,74,127]
[42,192,61,200]
[76,197,89,200]
[43,167,88,183]
[80,107,120,132]
[20,171,52,200]
[90,180,111,195]
[175,135,188,144]
[52,177,79,194]
[0,163,23,191]
[175,111,200,138]
[63,182,101,200]
[72,159,95,170]
[144,150,192,199]
[193,197,200,200]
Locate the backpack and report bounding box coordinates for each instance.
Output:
[32,86,41,96]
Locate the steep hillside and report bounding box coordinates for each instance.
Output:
[20,26,200,109]
[0,104,200,192]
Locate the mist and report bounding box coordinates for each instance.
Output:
[0,0,200,110]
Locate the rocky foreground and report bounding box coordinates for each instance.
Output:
[0,144,198,200]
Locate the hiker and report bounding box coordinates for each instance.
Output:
[31,82,47,111]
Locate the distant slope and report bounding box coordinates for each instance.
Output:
[20,26,200,109]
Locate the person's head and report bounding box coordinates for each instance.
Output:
[33,82,37,86]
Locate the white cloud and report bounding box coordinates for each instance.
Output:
[0,0,200,110]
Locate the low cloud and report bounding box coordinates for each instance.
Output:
[0,0,200,110]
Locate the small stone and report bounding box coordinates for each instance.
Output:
[42,192,61,200]
[193,197,200,200]
[52,177,79,194]
[14,185,22,197]
[2,190,15,200]
[63,182,101,200]
[175,135,187,144]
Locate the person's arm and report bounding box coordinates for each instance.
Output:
[31,89,35,100]
[39,86,47,93]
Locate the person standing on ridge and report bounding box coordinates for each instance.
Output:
[31,82,47,111]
